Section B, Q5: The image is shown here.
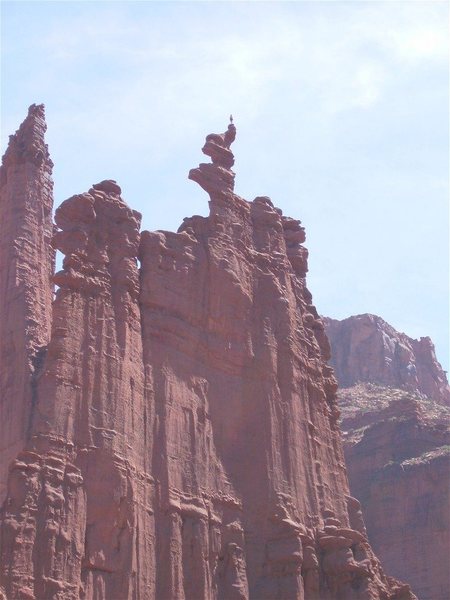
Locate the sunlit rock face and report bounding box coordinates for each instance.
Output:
[0,108,417,600]
[324,314,450,406]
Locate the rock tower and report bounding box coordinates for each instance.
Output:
[0,104,55,504]
[0,108,416,600]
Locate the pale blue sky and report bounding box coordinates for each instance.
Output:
[1,0,449,370]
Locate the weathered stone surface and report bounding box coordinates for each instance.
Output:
[137,122,415,600]
[324,314,450,405]
[92,179,122,195]
[1,179,154,599]
[0,112,417,600]
[339,383,450,600]
[0,104,55,505]
[188,122,237,196]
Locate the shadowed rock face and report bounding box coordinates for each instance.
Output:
[324,314,450,406]
[339,384,450,600]
[0,108,417,600]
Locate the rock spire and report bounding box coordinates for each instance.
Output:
[0,104,55,504]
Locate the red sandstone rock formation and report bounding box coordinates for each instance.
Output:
[0,108,416,600]
[0,104,55,505]
[1,179,155,599]
[324,314,450,405]
[325,315,450,600]
[339,384,450,600]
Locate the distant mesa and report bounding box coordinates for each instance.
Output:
[329,314,450,600]
[324,313,450,406]
[338,382,450,600]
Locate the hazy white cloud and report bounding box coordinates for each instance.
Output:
[4,1,447,160]
[32,2,446,145]
[353,62,386,108]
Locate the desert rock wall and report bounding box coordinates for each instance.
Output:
[339,384,450,600]
[139,191,353,599]
[1,181,155,599]
[327,313,450,600]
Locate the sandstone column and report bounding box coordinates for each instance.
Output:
[1,181,155,599]
[0,104,55,503]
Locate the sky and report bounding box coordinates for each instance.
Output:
[1,0,449,371]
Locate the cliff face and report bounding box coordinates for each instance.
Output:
[326,314,450,600]
[0,104,55,504]
[0,108,416,600]
[339,384,450,600]
[324,314,450,406]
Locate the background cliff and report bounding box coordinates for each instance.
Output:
[324,316,450,600]
[0,107,416,600]
[324,314,449,406]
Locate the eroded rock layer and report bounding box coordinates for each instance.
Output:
[339,384,450,600]
[0,109,416,600]
[324,314,450,405]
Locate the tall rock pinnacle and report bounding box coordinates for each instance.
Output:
[0,104,55,504]
[140,123,417,600]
